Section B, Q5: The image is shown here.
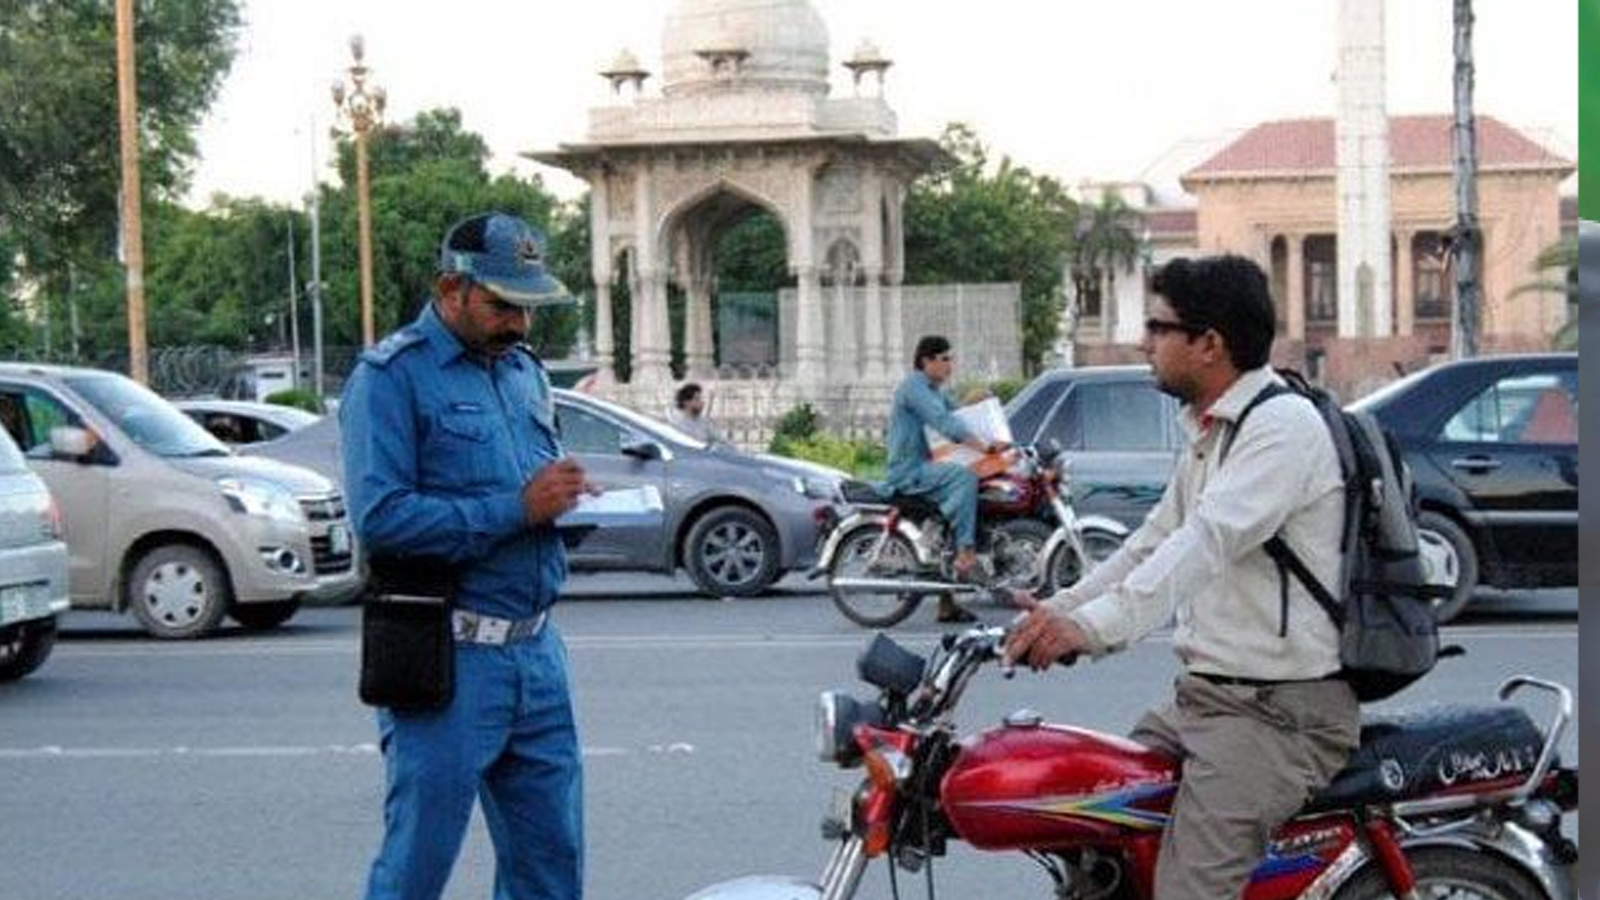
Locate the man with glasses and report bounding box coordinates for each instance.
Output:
[886,334,1002,623]
[342,212,590,900]
[1006,255,1357,900]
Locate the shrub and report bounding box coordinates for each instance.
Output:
[771,402,821,445]
[264,388,325,415]
[771,433,887,480]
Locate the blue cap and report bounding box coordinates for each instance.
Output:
[438,212,571,308]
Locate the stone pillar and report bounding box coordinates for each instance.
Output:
[632,268,673,385]
[794,265,825,385]
[884,270,905,374]
[829,274,858,382]
[592,281,616,383]
[588,180,616,382]
[861,266,886,384]
[1286,234,1307,341]
[685,277,715,379]
[1395,228,1415,336]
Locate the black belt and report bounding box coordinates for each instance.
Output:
[1191,671,1338,688]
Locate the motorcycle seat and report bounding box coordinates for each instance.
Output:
[1303,705,1546,812]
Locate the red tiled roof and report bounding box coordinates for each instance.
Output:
[1146,208,1197,237]
[1184,115,1571,181]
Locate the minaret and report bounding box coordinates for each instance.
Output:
[1336,0,1392,338]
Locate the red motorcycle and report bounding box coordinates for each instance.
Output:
[818,444,1128,628]
[684,626,1578,900]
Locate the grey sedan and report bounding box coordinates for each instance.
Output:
[246,389,846,597]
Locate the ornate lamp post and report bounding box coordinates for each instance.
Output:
[331,34,386,348]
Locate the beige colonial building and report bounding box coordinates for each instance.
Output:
[1075,115,1572,400]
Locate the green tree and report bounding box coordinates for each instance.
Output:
[1068,192,1145,341]
[1510,235,1577,351]
[903,124,1077,371]
[0,0,243,311]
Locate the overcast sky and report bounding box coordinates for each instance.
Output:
[186,0,1577,207]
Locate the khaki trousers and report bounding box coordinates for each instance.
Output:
[1130,674,1359,900]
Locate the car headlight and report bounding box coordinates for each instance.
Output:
[217,477,305,524]
[816,691,880,766]
[783,474,839,500]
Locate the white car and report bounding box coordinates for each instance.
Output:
[0,425,69,677]
[175,399,320,446]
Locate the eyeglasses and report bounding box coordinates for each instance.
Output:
[1144,317,1206,338]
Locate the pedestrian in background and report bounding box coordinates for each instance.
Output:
[342,211,589,900]
[668,381,720,443]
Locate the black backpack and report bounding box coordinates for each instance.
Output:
[1227,370,1456,702]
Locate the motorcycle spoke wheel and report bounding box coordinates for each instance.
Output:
[1329,846,1542,900]
[828,527,922,628]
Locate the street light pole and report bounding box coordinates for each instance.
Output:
[332,34,386,348]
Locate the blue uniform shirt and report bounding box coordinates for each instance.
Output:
[886,370,974,489]
[340,303,566,619]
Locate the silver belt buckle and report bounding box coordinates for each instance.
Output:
[477,615,511,645]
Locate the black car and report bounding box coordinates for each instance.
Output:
[1005,365,1182,535]
[1351,353,1578,621]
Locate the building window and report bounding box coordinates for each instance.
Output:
[1412,232,1452,321]
[1074,272,1102,322]
[1304,235,1338,324]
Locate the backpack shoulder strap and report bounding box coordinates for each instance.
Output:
[1263,536,1343,626]
[1220,381,1293,463]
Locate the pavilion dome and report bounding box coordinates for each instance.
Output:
[660,0,831,97]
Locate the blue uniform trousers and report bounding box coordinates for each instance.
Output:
[895,462,979,550]
[365,623,582,900]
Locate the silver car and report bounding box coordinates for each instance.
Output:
[250,389,846,597]
[174,399,320,446]
[0,364,362,638]
[0,425,69,680]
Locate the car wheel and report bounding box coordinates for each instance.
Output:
[229,599,301,631]
[0,617,57,681]
[1416,510,1478,623]
[127,544,232,639]
[684,506,781,598]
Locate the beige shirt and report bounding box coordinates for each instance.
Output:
[1046,367,1346,681]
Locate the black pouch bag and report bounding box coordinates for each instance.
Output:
[359,555,457,712]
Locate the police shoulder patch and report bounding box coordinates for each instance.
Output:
[360,328,427,367]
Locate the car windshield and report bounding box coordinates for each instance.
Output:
[1348,366,1432,413]
[66,374,231,458]
[560,391,709,449]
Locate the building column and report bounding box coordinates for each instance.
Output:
[794,265,825,386]
[1286,234,1307,341]
[685,277,715,379]
[883,270,905,375]
[631,268,672,385]
[592,281,616,383]
[829,274,859,383]
[860,266,887,384]
[1395,228,1415,336]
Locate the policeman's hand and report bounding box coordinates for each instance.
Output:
[522,458,588,525]
[1003,592,1090,671]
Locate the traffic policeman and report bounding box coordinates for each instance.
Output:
[342,211,589,900]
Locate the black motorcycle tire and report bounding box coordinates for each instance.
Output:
[827,525,923,628]
[1330,846,1542,900]
[1044,527,1125,592]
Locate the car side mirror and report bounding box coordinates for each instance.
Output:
[620,437,663,461]
[49,426,98,463]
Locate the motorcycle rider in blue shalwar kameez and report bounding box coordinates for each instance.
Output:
[342,212,590,900]
[886,335,1001,623]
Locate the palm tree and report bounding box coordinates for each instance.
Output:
[1067,193,1145,345]
[1510,235,1576,350]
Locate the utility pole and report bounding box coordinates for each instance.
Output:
[308,117,326,403]
[287,216,301,390]
[1450,0,1482,359]
[114,0,149,383]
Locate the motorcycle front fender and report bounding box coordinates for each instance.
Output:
[681,876,822,900]
[1037,515,1129,572]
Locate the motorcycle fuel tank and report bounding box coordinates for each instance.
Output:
[976,474,1040,517]
[941,719,1178,851]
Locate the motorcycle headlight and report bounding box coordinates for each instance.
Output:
[816,691,880,766]
[217,477,305,524]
